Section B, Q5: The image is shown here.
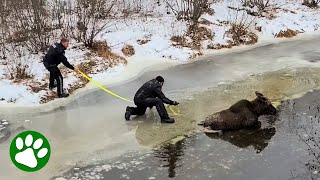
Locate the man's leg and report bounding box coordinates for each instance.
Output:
[142,98,174,123]
[132,106,147,115]
[44,63,56,90]
[50,67,68,98]
[49,71,56,90]
[125,98,174,123]
[125,105,147,121]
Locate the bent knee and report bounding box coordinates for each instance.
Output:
[155,98,163,104]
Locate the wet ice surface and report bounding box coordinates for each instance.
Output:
[53,90,320,180]
[2,37,320,179]
[3,67,320,180]
[51,126,297,179]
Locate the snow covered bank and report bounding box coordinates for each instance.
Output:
[1,0,320,107]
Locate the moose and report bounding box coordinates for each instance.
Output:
[198,91,277,135]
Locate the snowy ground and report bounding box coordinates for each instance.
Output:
[1,0,320,106]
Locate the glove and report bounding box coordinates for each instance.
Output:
[172,101,179,106]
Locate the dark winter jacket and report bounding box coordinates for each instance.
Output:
[134,79,174,105]
[43,43,74,70]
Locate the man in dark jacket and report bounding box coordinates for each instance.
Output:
[125,76,179,123]
[43,38,77,98]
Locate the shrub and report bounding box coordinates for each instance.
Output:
[302,0,320,8]
[121,44,135,56]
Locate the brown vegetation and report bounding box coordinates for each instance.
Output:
[275,29,299,38]
[121,44,135,56]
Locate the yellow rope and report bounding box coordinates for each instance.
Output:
[77,69,180,115]
[77,70,132,102]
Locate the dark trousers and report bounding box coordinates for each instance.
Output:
[132,98,169,119]
[44,62,64,95]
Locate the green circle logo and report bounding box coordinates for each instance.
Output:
[10,130,51,172]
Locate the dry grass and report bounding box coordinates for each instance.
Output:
[10,65,34,82]
[191,51,203,59]
[228,23,248,45]
[38,76,87,103]
[242,0,272,11]
[255,26,262,32]
[171,35,189,47]
[302,0,320,8]
[29,81,48,93]
[171,25,213,50]
[67,83,87,95]
[242,32,258,45]
[4,60,34,82]
[6,30,29,44]
[226,21,258,46]
[199,18,213,25]
[275,29,299,38]
[225,7,257,46]
[137,39,150,45]
[187,25,213,41]
[207,42,233,49]
[75,60,97,84]
[137,35,151,45]
[58,58,97,94]
[40,92,57,104]
[91,41,127,65]
[121,44,135,56]
[23,79,54,103]
[2,46,35,81]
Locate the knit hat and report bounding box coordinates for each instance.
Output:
[156,76,164,82]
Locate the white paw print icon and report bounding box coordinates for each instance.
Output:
[10,131,51,171]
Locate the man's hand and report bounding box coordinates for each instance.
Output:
[172,101,179,106]
[74,67,80,72]
[73,67,80,76]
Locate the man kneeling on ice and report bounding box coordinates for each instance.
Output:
[125,76,179,123]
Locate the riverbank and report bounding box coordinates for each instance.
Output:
[1,0,320,110]
[0,32,319,116]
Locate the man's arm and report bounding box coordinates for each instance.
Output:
[58,52,74,70]
[154,87,174,105]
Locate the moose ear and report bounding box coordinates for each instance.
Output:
[255,91,264,97]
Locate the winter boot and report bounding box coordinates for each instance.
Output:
[161,118,175,123]
[125,106,133,121]
[58,93,69,98]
